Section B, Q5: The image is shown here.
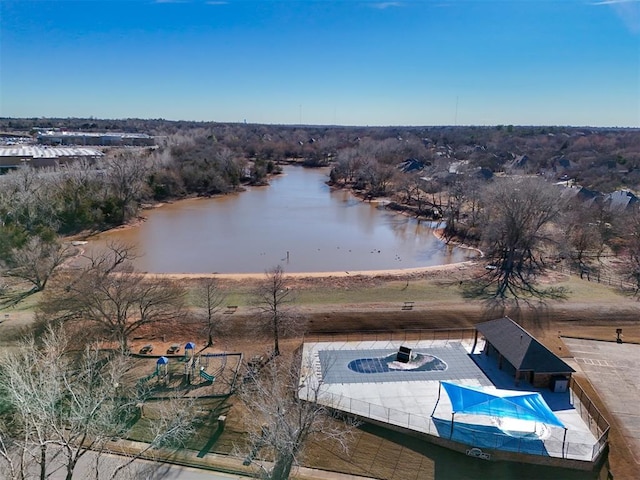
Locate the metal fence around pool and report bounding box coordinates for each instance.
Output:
[318,385,604,463]
[570,377,610,460]
[303,328,478,346]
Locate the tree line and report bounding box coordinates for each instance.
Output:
[2,119,640,477]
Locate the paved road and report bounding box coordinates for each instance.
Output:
[562,338,640,466]
[48,450,253,480]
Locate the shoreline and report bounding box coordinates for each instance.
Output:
[71,226,483,282]
[144,259,479,281]
[432,228,484,258]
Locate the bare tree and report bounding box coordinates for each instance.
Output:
[39,244,185,353]
[0,166,59,234]
[194,277,227,347]
[104,153,150,225]
[102,396,198,480]
[239,355,356,480]
[2,236,73,296]
[254,265,295,357]
[474,177,566,301]
[356,159,396,198]
[617,210,640,294]
[330,147,364,185]
[53,160,107,232]
[563,200,604,272]
[440,175,467,241]
[0,326,197,480]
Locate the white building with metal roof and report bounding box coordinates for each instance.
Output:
[37,131,155,146]
[0,146,104,169]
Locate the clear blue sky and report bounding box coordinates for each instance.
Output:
[1,0,639,127]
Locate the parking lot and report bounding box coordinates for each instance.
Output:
[562,337,640,466]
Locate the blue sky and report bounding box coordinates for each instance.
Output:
[1,0,639,126]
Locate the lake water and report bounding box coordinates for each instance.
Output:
[92,166,474,274]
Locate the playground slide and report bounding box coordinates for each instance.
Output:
[199,369,215,382]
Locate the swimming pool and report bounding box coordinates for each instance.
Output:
[348,352,447,374]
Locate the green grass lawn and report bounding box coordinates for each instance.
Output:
[183,273,635,310]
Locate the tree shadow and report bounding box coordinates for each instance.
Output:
[354,422,601,480]
[196,403,232,458]
[0,287,38,308]
[458,278,567,331]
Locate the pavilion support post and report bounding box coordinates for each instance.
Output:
[431,382,442,418]
[450,412,455,439]
[562,428,568,458]
[471,330,478,354]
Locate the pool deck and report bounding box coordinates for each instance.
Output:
[299,338,601,466]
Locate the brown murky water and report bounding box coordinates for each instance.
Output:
[91,166,474,274]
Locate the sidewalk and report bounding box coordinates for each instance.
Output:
[105,439,376,480]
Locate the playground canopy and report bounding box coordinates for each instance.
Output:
[157,356,169,365]
[185,342,196,350]
[440,381,564,428]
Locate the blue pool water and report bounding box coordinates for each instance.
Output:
[348,353,447,374]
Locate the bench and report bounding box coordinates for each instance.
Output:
[402,301,414,311]
[248,355,266,369]
[224,305,238,314]
[167,344,180,354]
[139,344,153,354]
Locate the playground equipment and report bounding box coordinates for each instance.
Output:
[183,341,222,385]
[137,356,169,389]
[156,356,169,384]
[201,353,227,376]
[199,367,215,382]
[184,353,200,384]
[184,342,196,359]
[198,353,228,384]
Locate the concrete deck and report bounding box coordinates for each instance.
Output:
[300,338,600,464]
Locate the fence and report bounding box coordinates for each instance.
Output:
[570,377,610,460]
[303,328,477,346]
[556,264,637,291]
[316,388,604,462]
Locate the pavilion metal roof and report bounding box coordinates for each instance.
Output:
[475,317,574,374]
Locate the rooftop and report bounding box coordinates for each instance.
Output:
[0,146,104,158]
[38,131,152,139]
[476,317,575,374]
